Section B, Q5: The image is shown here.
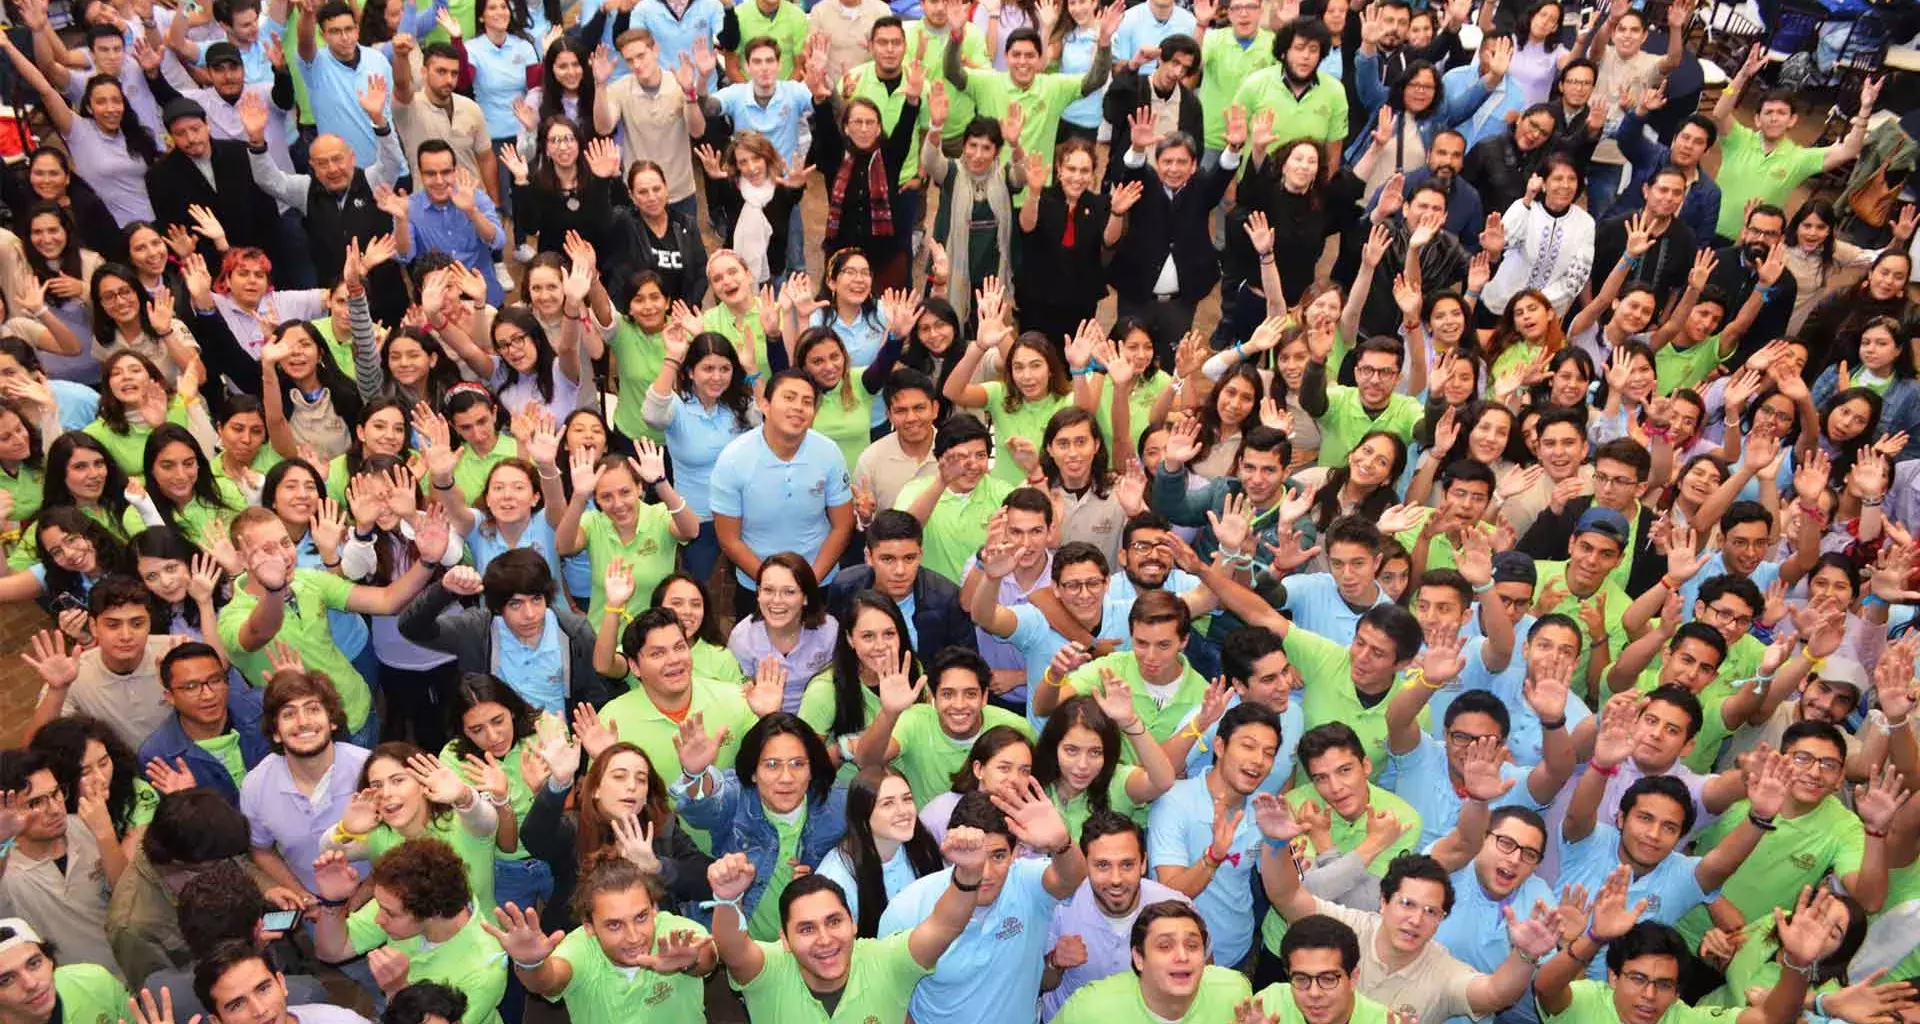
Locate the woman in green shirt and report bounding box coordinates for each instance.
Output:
[327,397,417,501]
[0,400,45,528]
[1703,893,1867,1007]
[799,591,921,771]
[1480,288,1565,385]
[555,444,699,626]
[6,432,148,572]
[780,325,906,480]
[83,351,191,479]
[605,271,672,444]
[1076,318,1170,457]
[944,287,1077,485]
[444,674,547,911]
[651,572,745,686]
[1032,692,1176,840]
[327,741,504,912]
[209,396,279,503]
[140,425,242,550]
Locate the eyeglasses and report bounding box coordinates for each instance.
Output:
[1354,366,1399,382]
[1593,471,1640,489]
[1289,971,1348,991]
[1057,580,1104,595]
[1447,730,1501,748]
[23,786,65,814]
[1619,971,1679,994]
[1128,540,1172,555]
[758,757,810,777]
[1489,833,1544,865]
[1702,605,1754,631]
[1389,894,1444,920]
[1787,751,1845,775]
[169,676,230,697]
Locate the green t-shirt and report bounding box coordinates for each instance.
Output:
[849,57,951,187]
[814,378,879,474]
[9,504,148,571]
[1701,928,1841,1007]
[1632,653,1740,774]
[1200,30,1275,149]
[888,703,1034,808]
[346,906,507,1024]
[1531,561,1629,702]
[82,395,192,479]
[1055,965,1252,1024]
[731,0,810,78]
[1261,783,1422,952]
[1655,337,1729,394]
[1052,772,1142,839]
[313,317,355,385]
[798,670,878,740]
[599,678,761,851]
[454,435,520,504]
[219,569,372,731]
[904,22,990,146]
[737,930,932,1024]
[552,914,711,1024]
[1313,386,1423,468]
[980,381,1073,484]
[1091,374,1170,452]
[895,474,1014,584]
[607,320,668,443]
[53,963,131,1024]
[746,804,807,941]
[1283,626,1427,780]
[1393,509,1497,573]
[197,729,248,791]
[1713,121,1829,240]
[439,737,536,858]
[366,811,503,911]
[170,478,247,550]
[701,304,771,379]
[1062,651,1210,746]
[0,463,44,525]
[1677,795,1864,948]
[1545,978,1737,1024]
[1230,67,1347,149]
[694,640,746,685]
[1254,984,1391,1024]
[958,68,1086,162]
[580,504,680,625]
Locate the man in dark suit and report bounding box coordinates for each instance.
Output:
[146,98,281,267]
[1100,32,1203,184]
[826,510,977,661]
[1109,107,1243,368]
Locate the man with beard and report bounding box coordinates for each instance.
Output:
[899,417,1016,585]
[239,671,371,900]
[1588,170,1697,309]
[137,642,271,806]
[856,648,1033,809]
[487,856,712,1024]
[1148,705,1283,968]
[1258,832,1561,1024]
[1043,592,1212,743]
[827,511,976,656]
[145,99,282,268]
[1303,333,1431,467]
[878,789,1087,1024]
[1374,130,1484,251]
[1030,513,1221,674]
[1041,813,1193,1020]
[1356,184,1472,337]
[1727,655,1895,777]
[1247,915,1392,1024]
[0,920,129,1024]
[1232,19,1346,172]
[1195,555,1426,775]
[1557,741,1792,972]
[1164,627,1305,794]
[1704,205,1795,357]
[1052,902,1251,1024]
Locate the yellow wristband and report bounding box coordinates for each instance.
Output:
[1044,668,1073,688]
[1178,720,1210,753]
[605,604,627,619]
[331,824,369,845]
[1408,667,1444,690]
[1808,655,1828,675]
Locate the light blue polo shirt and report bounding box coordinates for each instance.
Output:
[1112,2,1196,71]
[878,860,1062,1024]
[632,0,724,86]
[1106,567,1201,604]
[1173,695,1304,796]
[1004,603,1130,731]
[1446,637,1592,769]
[708,427,853,588]
[1279,573,1391,647]
[466,32,540,139]
[713,80,815,164]
[658,393,752,521]
[1147,771,1264,966]
[466,512,562,583]
[1386,731,1540,850]
[297,44,395,167]
[195,31,277,84]
[1676,555,1781,610]
[1057,25,1105,129]
[1434,863,1554,1024]
[1556,823,1714,979]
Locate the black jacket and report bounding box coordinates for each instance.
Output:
[1461,129,1551,218]
[397,578,615,709]
[1101,71,1203,180]
[608,203,709,306]
[1015,184,1114,318]
[1107,153,1234,304]
[146,140,280,266]
[1518,495,1662,595]
[826,566,978,658]
[1706,243,1800,364]
[1589,214,1700,311]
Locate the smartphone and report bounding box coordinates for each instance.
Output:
[50,593,85,613]
[260,910,300,932]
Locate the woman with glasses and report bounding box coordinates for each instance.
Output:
[1461,102,1560,223]
[668,711,847,940]
[728,553,839,714]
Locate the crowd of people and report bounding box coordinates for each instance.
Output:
[0,0,1915,1019]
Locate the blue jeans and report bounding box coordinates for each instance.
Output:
[684,520,721,588]
[494,856,555,910]
[1587,162,1627,221]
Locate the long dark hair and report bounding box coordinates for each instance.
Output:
[447,673,540,761]
[1032,695,1122,815]
[1441,400,1525,467]
[828,592,920,740]
[494,305,562,405]
[260,457,324,535]
[1819,386,1883,483]
[345,396,416,480]
[537,36,596,129]
[353,453,423,584]
[44,430,133,524]
[143,425,235,528]
[380,327,462,411]
[1785,198,1842,285]
[360,742,455,830]
[576,742,674,866]
[678,332,757,430]
[270,319,364,426]
[1039,406,1112,499]
[28,715,139,834]
[23,202,85,283]
[532,115,587,193]
[0,398,46,473]
[1309,430,1408,531]
[130,525,221,633]
[1195,363,1265,468]
[736,713,836,807]
[650,572,726,646]
[79,76,159,164]
[36,505,130,601]
[1839,316,1917,381]
[946,726,1034,795]
[837,766,942,937]
[89,263,157,344]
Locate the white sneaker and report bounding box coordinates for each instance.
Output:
[512,242,536,263]
[495,262,514,291]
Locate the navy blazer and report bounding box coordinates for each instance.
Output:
[137,682,272,806]
[827,566,979,658]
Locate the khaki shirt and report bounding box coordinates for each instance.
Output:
[607,76,699,204]
[1057,486,1125,568]
[393,92,491,180]
[853,432,938,512]
[1499,464,1593,539]
[0,818,118,977]
[1314,898,1481,1024]
[807,0,893,86]
[54,637,177,752]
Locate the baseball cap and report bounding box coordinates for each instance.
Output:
[1573,507,1630,547]
[162,97,207,127]
[204,41,243,68]
[1491,551,1537,586]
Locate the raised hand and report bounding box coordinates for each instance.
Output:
[1251,792,1304,842]
[611,813,660,874]
[708,852,756,902]
[482,902,566,967]
[1588,863,1648,942]
[1458,736,1517,800]
[21,629,79,690]
[745,656,788,718]
[405,751,471,806]
[876,650,926,715]
[1853,764,1911,834]
[670,712,725,778]
[992,776,1072,853]
[1505,900,1563,959]
[1092,667,1140,731]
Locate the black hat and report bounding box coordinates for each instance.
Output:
[1491,551,1536,586]
[162,97,208,127]
[204,41,243,68]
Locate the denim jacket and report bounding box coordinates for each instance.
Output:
[136,683,270,806]
[671,768,848,919]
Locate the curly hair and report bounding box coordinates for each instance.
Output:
[370,838,473,920]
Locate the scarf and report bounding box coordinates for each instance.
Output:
[733,179,776,284]
[827,146,894,241]
[942,162,1013,323]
